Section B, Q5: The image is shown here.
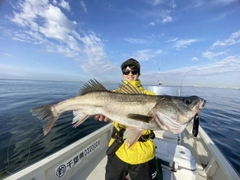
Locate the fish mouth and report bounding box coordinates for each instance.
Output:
[152,96,206,134]
[154,99,206,133]
[192,99,206,113]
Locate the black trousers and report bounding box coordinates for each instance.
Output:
[105,154,158,180]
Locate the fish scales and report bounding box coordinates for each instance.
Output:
[31,79,206,147]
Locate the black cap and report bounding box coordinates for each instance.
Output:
[121,58,140,72]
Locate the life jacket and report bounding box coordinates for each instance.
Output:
[109,80,156,164]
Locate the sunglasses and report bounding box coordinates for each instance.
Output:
[122,69,139,75]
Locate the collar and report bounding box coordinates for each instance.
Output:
[123,80,144,90]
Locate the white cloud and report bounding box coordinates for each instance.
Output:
[0,64,27,77]
[204,55,240,74]
[140,55,240,86]
[147,22,155,26]
[188,0,238,9]
[52,0,57,5]
[0,63,86,81]
[161,15,172,24]
[210,12,230,21]
[157,10,173,24]
[148,0,164,6]
[38,5,77,40]
[7,0,112,76]
[132,49,162,62]
[147,0,176,9]
[148,55,240,77]
[80,32,115,74]
[52,0,70,11]
[189,55,240,75]
[166,37,178,42]
[140,5,173,25]
[174,39,199,50]
[7,30,47,45]
[3,53,13,57]
[80,1,87,13]
[59,0,70,11]
[210,0,239,6]
[212,30,240,47]
[202,51,226,59]
[192,57,198,61]
[124,38,149,44]
[171,0,177,8]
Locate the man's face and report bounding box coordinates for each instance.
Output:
[122,66,140,81]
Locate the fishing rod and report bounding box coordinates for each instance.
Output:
[179,70,191,96]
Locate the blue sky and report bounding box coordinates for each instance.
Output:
[0,0,240,88]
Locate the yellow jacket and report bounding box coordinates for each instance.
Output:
[109,80,155,165]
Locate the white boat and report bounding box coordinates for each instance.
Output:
[4,86,240,180]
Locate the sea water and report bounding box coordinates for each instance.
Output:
[0,79,239,178]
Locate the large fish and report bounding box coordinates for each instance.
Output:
[31,79,206,146]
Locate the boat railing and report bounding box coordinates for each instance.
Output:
[185,122,239,180]
[198,126,239,180]
[4,124,112,180]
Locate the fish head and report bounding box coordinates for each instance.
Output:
[152,95,206,134]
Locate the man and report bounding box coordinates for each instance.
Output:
[95,58,158,180]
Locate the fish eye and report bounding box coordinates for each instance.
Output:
[183,98,191,104]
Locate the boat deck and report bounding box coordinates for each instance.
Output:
[182,135,207,180]
[86,155,176,180]
[86,155,107,180]
[4,123,239,180]
[86,134,207,180]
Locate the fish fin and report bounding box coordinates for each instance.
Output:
[114,81,144,94]
[127,113,153,123]
[79,79,108,95]
[123,127,143,149]
[155,111,188,134]
[72,111,90,128]
[30,104,59,135]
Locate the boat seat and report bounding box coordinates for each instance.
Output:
[154,138,196,180]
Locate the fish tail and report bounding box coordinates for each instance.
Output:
[30,104,59,135]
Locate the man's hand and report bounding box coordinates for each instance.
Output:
[94,114,110,122]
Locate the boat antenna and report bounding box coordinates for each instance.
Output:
[158,57,162,86]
